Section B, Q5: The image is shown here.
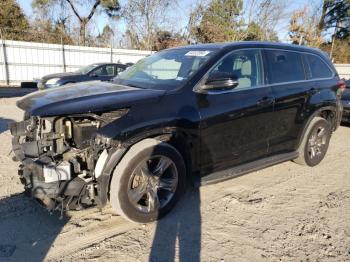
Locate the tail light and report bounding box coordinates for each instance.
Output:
[337,79,346,91]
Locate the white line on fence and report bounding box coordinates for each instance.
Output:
[0,39,152,86]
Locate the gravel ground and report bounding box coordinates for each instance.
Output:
[0,96,349,262]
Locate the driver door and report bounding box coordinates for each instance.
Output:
[197,49,275,174]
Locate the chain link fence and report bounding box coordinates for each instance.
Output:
[0,28,152,86]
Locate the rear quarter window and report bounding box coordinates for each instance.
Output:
[265,50,305,84]
[305,54,333,79]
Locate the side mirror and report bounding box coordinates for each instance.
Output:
[201,77,239,91]
[90,73,99,77]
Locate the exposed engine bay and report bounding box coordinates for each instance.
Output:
[10,110,128,214]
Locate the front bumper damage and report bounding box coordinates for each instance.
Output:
[9,114,125,213]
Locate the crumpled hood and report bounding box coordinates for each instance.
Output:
[17,81,165,116]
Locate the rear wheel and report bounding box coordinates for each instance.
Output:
[110,139,186,223]
[294,117,331,166]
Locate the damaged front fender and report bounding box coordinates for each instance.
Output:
[95,147,127,208]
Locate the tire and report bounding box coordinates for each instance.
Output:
[110,139,186,223]
[293,117,331,167]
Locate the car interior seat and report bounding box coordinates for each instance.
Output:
[237,60,252,88]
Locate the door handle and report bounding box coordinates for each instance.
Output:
[257,96,275,106]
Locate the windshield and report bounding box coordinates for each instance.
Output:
[113,48,218,90]
[75,64,99,74]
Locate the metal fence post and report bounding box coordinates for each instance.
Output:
[0,30,9,86]
[110,46,113,63]
[61,37,66,72]
[110,39,113,63]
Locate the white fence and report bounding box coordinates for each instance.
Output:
[334,64,350,80]
[1,39,350,86]
[0,39,152,86]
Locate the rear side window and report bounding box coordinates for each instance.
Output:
[306,54,333,79]
[265,50,305,84]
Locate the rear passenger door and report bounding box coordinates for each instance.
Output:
[263,49,312,154]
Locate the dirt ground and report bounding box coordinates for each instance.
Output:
[0,95,349,262]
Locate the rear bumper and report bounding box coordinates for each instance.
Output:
[341,99,350,123]
[342,106,350,123]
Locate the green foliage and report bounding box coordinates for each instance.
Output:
[0,0,30,40]
[31,0,121,45]
[100,0,121,17]
[320,0,350,39]
[96,25,114,46]
[152,30,186,51]
[190,0,244,43]
[314,0,350,62]
[31,0,51,9]
[244,22,277,41]
[320,38,350,63]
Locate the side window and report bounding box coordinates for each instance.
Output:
[116,65,126,75]
[208,49,263,89]
[306,54,333,79]
[265,50,305,84]
[93,65,115,76]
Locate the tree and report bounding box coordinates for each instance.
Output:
[189,0,244,43]
[29,18,74,44]
[244,22,277,41]
[0,0,30,40]
[286,0,350,62]
[96,25,114,47]
[318,0,350,39]
[152,30,186,51]
[32,0,121,45]
[187,0,282,43]
[123,0,176,50]
[243,0,286,41]
[317,0,350,60]
[320,38,350,63]
[289,6,323,47]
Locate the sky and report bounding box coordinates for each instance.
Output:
[17,0,322,43]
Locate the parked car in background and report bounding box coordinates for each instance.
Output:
[125,62,134,67]
[37,63,128,89]
[10,42,343,223]
[341,79,350,123]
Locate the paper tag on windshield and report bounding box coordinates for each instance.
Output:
[185,50,211,57]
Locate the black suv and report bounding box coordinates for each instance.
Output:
[10,42,343,223]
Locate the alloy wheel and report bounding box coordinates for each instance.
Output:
[307,126,327,159]
[127,155,178,213]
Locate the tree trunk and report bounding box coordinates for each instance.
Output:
[80,19,87,45]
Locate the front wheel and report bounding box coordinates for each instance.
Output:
[110,139,186,223]
[294,117,331,167]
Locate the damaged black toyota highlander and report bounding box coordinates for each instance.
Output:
[10,42,343,223]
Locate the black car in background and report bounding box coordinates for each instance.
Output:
[341,79,350,123]
[37,63,128,89]
[10,42,343,223]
